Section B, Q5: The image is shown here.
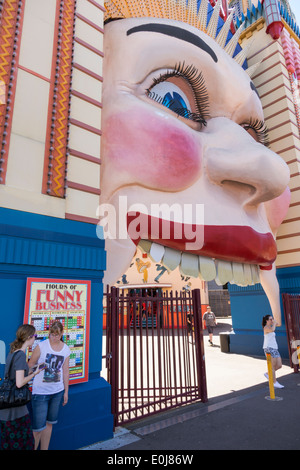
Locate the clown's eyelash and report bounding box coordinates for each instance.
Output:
[146,61,210,124]
[241,118,270,147]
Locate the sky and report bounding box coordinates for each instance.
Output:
[289,0,300,25]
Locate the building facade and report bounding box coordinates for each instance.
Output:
[0,0,300,448]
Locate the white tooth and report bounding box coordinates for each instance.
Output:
[149,243,165,262]
[231,262,246,285]
[198,256,216,281]
[243,263,252,285]
[250,264,260,284]
[162,247,181,271]
[215,260,233,285]
[138,239,152,254]
[180,253,199,277]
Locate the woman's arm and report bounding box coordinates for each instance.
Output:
[62,356,70,406]
[28,345,41,369]
[15,367,41,388]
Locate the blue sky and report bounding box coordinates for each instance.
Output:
[289,0,300,24]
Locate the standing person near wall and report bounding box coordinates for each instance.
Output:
[0,324,44,450]
[28,321,70,450]
[203,306,217,346]
[262,315,284,389]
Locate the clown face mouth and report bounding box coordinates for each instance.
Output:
[127,212,276,287]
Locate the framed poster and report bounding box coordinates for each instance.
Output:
[24,278,91,384]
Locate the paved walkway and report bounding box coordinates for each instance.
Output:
[82,319,300,451]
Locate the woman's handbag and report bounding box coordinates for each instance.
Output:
[0,351,32,409]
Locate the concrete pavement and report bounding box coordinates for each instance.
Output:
[82,319,300,451]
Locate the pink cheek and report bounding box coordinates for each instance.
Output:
[104,109,202,191]
[264,186,291,232]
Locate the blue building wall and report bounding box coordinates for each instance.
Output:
[0,207,113,449]
[228,266,300,360]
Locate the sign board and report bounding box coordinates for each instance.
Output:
[24,278,91,384]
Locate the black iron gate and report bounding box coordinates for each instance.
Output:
[104,287,207,427]
[282,293,300,372]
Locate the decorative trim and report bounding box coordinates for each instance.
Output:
[65,212,99,225]
[74,36,104,57]
[66,180,101,195]
[42,0,76,198]
[0,0,25,184]
[17,65,51,83]
[69,117,102,135]
[73,62,103,82]
[0,235,104,270]
[71,89,102,108]
[69,147,101,165]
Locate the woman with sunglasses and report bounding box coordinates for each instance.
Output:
[28,321,70,450]
[262,315,284,389]
[0,324,43,450]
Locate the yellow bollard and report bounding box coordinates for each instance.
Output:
[266,353,275,399]
[265,353,283,401]
[297,346,300,370]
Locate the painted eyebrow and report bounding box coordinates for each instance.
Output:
[127,23,218,63]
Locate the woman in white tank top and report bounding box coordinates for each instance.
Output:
[262,315,284,389]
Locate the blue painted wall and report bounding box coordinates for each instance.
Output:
[0,207,113,449]
[228,266,300,360]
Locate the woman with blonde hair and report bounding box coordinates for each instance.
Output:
[29,321,70,450]
[0,324,43,450]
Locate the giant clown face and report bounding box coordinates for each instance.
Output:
[100,8,290,325]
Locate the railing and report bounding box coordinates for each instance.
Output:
[282,293,300,372]
[105,287,207,427]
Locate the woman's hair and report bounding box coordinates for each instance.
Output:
[50,320,64,342]
[10,324,36,352]
[262,315,272,328]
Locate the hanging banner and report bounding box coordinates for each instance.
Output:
[24,278,91,384]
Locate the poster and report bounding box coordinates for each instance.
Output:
[24,278,91,384]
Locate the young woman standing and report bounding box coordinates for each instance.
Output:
[0,324,43,450]
[262,315,284,389]
[29,321,70,450]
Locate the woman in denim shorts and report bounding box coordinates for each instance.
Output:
[29,321,70,450]
[262,315,284,389]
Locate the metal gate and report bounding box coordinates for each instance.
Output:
[282,293,300,372]
[104,287,207,427]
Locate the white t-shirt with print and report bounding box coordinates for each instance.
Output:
[32,339,70,395]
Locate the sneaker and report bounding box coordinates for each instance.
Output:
[264,373,269,380]
[274,381,284,389]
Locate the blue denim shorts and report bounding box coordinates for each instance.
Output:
[31,391,64,432]
[264,347,281,359]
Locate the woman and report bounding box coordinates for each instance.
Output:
[262,315,284,389]
[0,324,43,450]
[28,321,70,450]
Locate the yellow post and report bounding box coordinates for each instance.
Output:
[266,353,275,400]
[297,346,300,370]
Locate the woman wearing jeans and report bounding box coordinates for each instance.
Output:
[29,321,70,450]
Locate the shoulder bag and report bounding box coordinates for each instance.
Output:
[0,350,32,409]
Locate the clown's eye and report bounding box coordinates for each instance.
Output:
[241,119,270,147]
[147,82,192,119]
[146,62,209,129]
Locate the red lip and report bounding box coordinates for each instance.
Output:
[127,212,276,266]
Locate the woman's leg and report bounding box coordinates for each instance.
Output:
[40,422,53,450]
[271,357,282,383]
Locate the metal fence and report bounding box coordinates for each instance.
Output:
[282,293,300,372]
[104,287,207,427]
